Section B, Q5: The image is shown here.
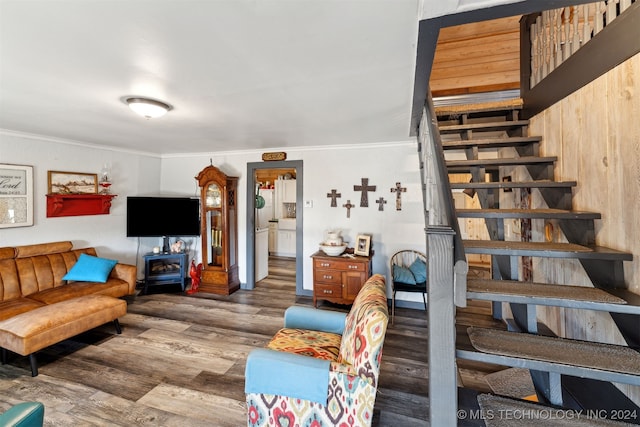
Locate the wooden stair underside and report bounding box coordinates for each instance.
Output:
[447,156,556,172]
[439,119,530,134]
[467,279,640,315]
[457,208,601,220]
[463,240,633,261]
[458,327,640,386]
[442,136,542,150]
[450,180,576,190]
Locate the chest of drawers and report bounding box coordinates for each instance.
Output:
[311,250,372,307]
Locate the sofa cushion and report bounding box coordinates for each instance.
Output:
[268,328,342,361]
[393,265,416,285]
[0,298,46,321]
[62,253,117,283]
[408,257,427,283]
[14,241,73,258]
[26,280,129,305]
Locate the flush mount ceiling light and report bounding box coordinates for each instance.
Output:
[125,97,172,119]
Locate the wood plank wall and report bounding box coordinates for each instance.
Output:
[529,53,640,405]
[430,16,521,97]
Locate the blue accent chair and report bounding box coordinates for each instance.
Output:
[0,402,44,427]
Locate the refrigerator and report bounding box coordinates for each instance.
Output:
[256,189,274,230]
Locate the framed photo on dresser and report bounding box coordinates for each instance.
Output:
[354,234,371,256]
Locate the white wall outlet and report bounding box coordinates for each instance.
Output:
[304,200,313,208]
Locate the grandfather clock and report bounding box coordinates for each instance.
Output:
[196,164,240,295]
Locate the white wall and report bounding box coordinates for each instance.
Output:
[0,130,428,304]
[0,130,162,274]
[160,141,428,302]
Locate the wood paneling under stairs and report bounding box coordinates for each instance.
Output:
[431,16,521,97]
[0,258,501,426]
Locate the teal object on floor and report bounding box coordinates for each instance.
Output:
[0,402,44,427]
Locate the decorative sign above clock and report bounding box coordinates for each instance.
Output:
[262,152,287,162]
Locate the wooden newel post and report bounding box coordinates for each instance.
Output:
[426,225,457,427]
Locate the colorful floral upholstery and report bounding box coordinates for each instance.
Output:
[245,274,389,427]
[267,328,342,361]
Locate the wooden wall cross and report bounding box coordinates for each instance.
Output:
[390,182,406,211]
[326,189,341,207]
[375,197,387,211]
[342,200,355,218]
[353,178,376,207]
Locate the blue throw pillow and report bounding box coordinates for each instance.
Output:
[409,257,427,283]
[393,265,416,285]
[62,253,118,283]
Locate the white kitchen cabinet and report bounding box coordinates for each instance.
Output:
[276,229,296,257]
[282,179,296,203]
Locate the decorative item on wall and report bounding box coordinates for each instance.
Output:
[261,152,287,162]
[342,200,355,218]
[0,164,33,229]
[375,197,387,211]
[48,171,98,194]
[354,234,371,256]
[353,178,376,207]
[390,182,407,211]
[99,163,112,194]
[46,170,115,218]
[327,189,341,207]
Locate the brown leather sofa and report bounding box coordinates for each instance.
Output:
[0,241,136,375]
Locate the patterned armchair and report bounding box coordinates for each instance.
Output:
[245,274,389,427]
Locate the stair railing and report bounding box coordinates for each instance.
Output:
[528,1,634,88]
[418,89,468,426]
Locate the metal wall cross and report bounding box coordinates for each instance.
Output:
[390,182,407,210]
[353,178,376,207]
[326,189,341,207]
[375,197,387,211]
[342,200,355,218]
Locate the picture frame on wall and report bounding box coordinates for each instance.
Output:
[354,234,371,256]
[48,170,98,194]
[0,164,34,229]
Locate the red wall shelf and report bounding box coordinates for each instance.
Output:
[46,194,116,218]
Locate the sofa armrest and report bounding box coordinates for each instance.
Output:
[0,402,44,427]
[284,306,346,334]
[245,348,330,405]
[110,263,137,295]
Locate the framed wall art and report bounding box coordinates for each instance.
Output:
[0,164,34,228]
[354,234,371,257]
[48,170,98,194]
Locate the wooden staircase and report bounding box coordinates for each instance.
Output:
[435,100,640,419]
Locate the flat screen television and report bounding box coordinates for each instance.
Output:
[126,196,201,239]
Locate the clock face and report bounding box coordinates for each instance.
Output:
[205,183,222,208]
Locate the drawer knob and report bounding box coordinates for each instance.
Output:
[349,265,357,269]
[323,275,332,279]
[324,290,332,294]
[320,262,330,267]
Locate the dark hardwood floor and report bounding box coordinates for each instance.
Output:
[0,256,504,426]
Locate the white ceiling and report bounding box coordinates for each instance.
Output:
[0,0,518,156]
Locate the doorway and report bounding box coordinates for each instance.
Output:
[245,160,304,295]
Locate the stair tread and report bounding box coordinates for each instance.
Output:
[435,98,523,117]
[447,156,556,168]
[466,280,640,314]
[457,208,601,219]
[439,120,530,133]
[466,327,640,377]
[442,136,541,149]
[463,240,633,260]
[450,180,577,189]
